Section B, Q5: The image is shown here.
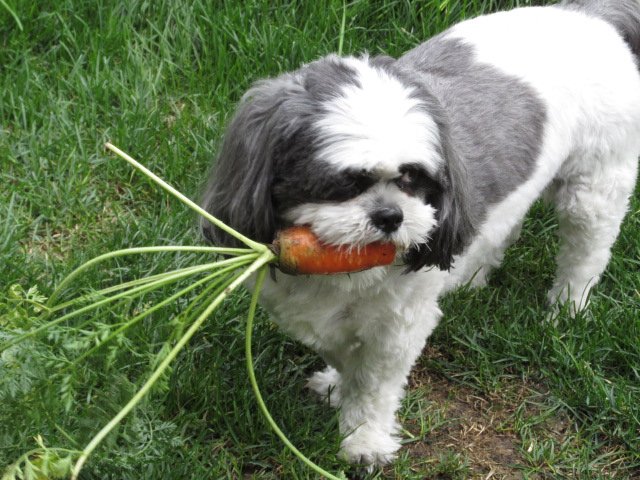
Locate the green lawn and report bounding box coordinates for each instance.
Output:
[1,0,639,478]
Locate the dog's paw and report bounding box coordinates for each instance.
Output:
[546,287,590,320]
[339,426,400,468]
[306,367,341,406]
[468,268,489,289]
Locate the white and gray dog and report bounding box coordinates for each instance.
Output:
[201,0,640,466]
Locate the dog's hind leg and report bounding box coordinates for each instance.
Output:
[547,152,638,315]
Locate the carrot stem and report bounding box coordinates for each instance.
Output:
[104,143,271,255]
[61,260,253,372]
[1,254,258,353]
[245,266,347,480]
[50,254,251,312]
[70,252,273,479]
[48,245,252,307]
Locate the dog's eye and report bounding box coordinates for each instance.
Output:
[395,171,415,195]
[347,169,376,194]
[395,165,442,204]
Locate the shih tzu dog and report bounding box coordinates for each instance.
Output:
[201,0,640,466]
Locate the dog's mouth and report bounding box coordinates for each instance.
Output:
[288,223,414,255]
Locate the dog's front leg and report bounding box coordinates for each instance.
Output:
[334,299,442,467]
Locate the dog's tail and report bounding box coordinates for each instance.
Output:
[560,0,640,64]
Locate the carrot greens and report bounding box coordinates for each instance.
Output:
[1,145,345,480]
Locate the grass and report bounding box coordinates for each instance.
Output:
[1,0,639,478]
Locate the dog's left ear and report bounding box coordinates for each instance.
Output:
[367,60,475,272]
[405,124,475,271]
[199,74,307,247]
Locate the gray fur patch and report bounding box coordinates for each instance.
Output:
[560,0,640,63]
[302,54,362,101]
[367,55,477,269]
[396,35,547,224]
[200,55,363,247]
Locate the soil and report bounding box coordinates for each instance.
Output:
[392,346,570,480]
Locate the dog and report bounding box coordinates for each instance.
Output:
[201,0,640,466]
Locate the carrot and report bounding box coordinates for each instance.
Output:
[272,226,396,275]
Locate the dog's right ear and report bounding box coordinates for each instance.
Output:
[402,107,476,272]
[200,74,306,247]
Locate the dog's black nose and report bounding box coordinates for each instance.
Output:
[370,205,403,234]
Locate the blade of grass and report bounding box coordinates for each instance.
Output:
[2,446,80,480]
[0,0,23,31]
[338,0,347,56]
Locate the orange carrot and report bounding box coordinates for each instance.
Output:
[272,226,396,275]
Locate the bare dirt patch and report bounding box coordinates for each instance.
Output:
[394,347,566,480]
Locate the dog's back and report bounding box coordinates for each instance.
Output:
[397,3,640,303]
[560,0,640,63]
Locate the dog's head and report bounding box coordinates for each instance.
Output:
[201,55,474,271]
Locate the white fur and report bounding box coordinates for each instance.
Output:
[284,183,437,250]
[445,6,640,305]
[258,266,447,466]
[315,56,443,177]
[248,6,640,467]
